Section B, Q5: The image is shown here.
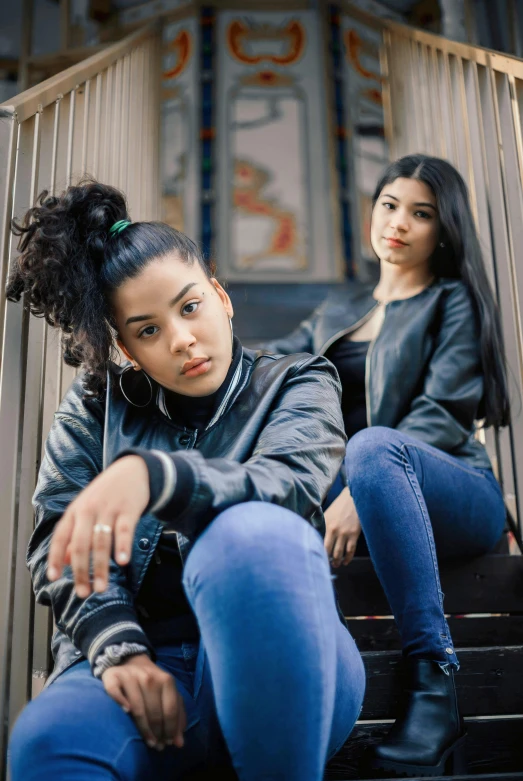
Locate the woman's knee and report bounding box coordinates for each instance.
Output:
[183,502,323,589]
[345,426,402,486]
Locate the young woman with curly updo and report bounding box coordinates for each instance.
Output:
[7,181,365,781]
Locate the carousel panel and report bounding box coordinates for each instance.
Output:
[216,10,342,283]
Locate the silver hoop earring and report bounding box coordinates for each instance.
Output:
[119,365,153,408]
[229,317,234,344]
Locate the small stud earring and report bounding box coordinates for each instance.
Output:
[440,242,445,248]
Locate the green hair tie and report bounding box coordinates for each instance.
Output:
[109,219,131,236]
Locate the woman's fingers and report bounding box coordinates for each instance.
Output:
[114,514,138,568]
[342,538,357,566]
[47,512,75,582]
[119,675,158,748]
[324,527,335,558]
[103,675,132,714]
[331,533,348,568]
[138,675,165,748]
[161,679,184,747]
[69,514,98,598]
[92,521,115,592]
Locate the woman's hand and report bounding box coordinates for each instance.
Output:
[103,654,186,750]
[47,455,150,597]
[324,487,361,567]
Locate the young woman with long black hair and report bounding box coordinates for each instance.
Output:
[7,181,365,781]
[263,154,509,777]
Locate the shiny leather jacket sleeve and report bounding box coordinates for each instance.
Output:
[28,390,152,668]
[395,284,484,451]
[152,355,346,536]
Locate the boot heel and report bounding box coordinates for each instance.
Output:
[447,735,467,774]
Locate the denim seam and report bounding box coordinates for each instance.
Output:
[400,444,458,665]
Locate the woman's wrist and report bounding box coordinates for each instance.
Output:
[114,449,177,515]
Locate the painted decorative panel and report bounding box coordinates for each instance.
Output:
[341,10,389,276]
[161,16,200,240]
[216,11,342,283]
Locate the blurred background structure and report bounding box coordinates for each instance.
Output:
[2,1,523,779]
[3,0,523,341]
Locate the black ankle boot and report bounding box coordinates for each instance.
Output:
[367,658,467,778]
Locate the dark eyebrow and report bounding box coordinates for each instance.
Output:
[381,193,436,210]
[125,282,197,326]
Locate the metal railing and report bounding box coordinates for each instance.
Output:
[344,1,523,542]
[0,23,161,773]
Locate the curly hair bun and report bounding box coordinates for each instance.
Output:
[6,180,129,386]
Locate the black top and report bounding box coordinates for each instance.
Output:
[136,340,243,642]
[326,338,370,440]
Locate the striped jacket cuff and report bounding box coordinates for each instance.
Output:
[73,603,153,673]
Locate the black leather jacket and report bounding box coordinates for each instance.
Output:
[264,278,491,470]
[29,347,345,684]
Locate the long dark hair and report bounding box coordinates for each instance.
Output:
[6,180,213,396]
[372,154,509,429]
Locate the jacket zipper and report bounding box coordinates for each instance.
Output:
[319,303,380,427]
[318,305,379,357]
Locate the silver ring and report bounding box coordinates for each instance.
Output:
[93,523,113,535]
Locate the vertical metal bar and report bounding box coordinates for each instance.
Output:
[92,73,102,179]
[151,31,162,221]
[448,54,470,181]
[429,46,447,158]
[81,79,91,174]
[418,44,433,154]
[135,46,144,218]
[119,55,130,193]
[144,42,151,219]
[111,58,123,186]
[126,52,135,215]
[438,50,459,165]
[0,110,17,366]
[101,65,114,182]
[50,98,61,196]
[65,87,76,186]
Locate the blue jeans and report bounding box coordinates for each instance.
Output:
[345,427,506,666]
[10,503,365,781]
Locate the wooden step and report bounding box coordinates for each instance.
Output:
[335,555,523,616]
[324,716,523,779]
[348,615,523,652]
[360,645,523,719]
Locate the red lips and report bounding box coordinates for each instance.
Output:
[181,357,209,375]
